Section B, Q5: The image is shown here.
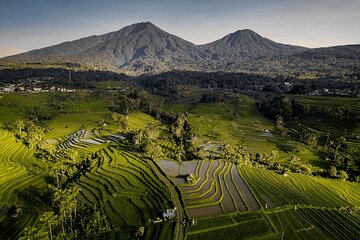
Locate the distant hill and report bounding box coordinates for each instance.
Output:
[200,29,306,60]
[294,44,360,60]
[1,22,359,77]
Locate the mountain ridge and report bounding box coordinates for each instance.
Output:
[1,22,359,76]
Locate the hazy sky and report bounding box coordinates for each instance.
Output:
[0,0,359,57]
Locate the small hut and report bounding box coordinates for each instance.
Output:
[163,207,176,220]
[135,226,145,238]
[10,207,21,218]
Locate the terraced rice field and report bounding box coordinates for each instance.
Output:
[186,206,360,240]
[239,165,360,208]
[186,212,274,240]
[158,159,260,219]
[287,116,360,165]
[287,96,360,163]
[268,207,360,240]
[0,130,47,240]
[127,112,159,130]
[73,146,172,233]
[53,125,175,239]
[56,128,125,150]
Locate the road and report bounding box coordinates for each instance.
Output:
[147,160,186,240]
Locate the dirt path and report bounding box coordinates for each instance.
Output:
[148,160,186,240]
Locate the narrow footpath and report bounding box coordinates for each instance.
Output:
[147,160,186,240]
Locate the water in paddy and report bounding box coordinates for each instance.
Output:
[158,159,263,219]
[158,160,180,175]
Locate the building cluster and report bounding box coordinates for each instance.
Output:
[308,88,360,97]
[0,77,88,94]
[0,83,77,93]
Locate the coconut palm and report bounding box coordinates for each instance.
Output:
[40,211,59,240]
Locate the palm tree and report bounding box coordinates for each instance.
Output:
[20,227,47,240]
[49,161,67,187]
[40,211,59,240]
[20,227,38,240]
[15,119,25,137]
[69,186,81,220]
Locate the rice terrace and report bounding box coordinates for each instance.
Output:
[1,1,360,239]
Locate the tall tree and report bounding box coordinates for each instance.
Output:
[40,211,59,240]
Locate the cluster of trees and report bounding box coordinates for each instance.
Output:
[259,96,309,121]
[13,119,44,149]
[137,71,288,97]
[110,89,178,124]
[297,131,359,181]
[315,106,359,122]
[21,186,110,240]
[199,93,234,104]
[23,106,56,124]
[170,114,199,161]
[38,148,95,186]
[125,114,202,162]
[328,166,349,181]
[112,98,204,162]
[260,95,359,124]
[22,147,111,239]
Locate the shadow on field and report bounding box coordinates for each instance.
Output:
[274,141,298,153]
[15,186,51,207]
[308,152,331,169]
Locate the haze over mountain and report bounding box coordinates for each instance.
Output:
[1,22,360,76]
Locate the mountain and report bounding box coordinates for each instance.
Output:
[200,29,306,60]
[2,22,207,73]
[1,22,359,76]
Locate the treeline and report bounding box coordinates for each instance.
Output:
[1,68,358,98]
[137,71,360,97]
[0,68,128,89]
[137,71,286,97]
[259,96,359,122]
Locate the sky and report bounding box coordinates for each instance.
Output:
[0,0,359,57]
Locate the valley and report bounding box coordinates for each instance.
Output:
[0,84,359,239]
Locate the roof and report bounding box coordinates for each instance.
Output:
[163,208,176,218]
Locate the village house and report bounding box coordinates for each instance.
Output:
[162,207,176,221]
